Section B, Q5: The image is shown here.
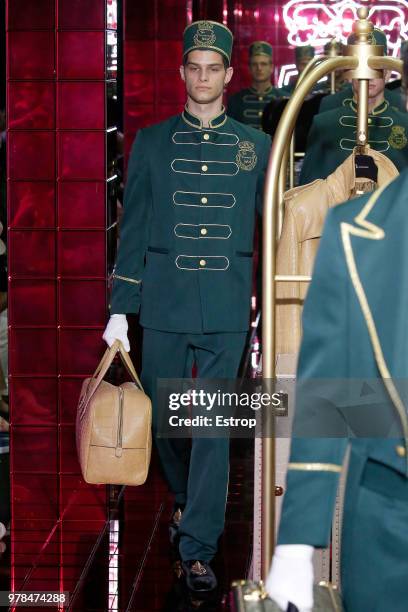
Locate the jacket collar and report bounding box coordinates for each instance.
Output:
[340,186,408,472]
[249,85,274,95]
[182,105,227,129]
[350,97,388,115]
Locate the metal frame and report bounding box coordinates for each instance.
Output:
[259,7,403,578]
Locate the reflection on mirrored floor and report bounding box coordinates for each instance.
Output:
[4,440,253,611]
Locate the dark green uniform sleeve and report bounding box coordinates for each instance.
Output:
[278,205,350,547]
[110,129,153,314]
[256,134,272,215]
[298,116,325,185]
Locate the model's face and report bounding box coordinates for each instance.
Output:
[352,76,385,100]
[180,50,233,104]
[249,55,273,84]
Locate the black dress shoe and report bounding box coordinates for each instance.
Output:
[182,560,217,592]
[169,506,184,546]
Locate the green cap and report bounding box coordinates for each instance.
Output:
[249,41,273,59]
[324,39,344,55]
[183,20,233,64]
[348,27,387,54]
[295,45,315,62]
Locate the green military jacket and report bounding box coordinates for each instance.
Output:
[300,98,408,184]
[110,107,271,333]
[278,171,408,547]
[227,86,278,129]
[319,83,404,113]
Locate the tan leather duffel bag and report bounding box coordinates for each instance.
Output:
[76,340,152,485]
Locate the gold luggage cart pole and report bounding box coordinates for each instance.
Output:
[259,7,402,581]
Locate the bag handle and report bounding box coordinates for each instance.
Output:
[79,341,145,417]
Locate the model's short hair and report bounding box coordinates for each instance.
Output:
[183,51,229,70]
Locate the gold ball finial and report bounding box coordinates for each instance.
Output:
[357,7,369,20]
[353,6,373,42]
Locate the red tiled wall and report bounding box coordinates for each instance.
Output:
[7,0,114,593]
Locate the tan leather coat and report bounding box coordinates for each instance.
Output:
[276,148,399,357]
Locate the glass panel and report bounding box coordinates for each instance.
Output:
[58,82,105,129]
[58,131,105,180]
[9,329,57,376]
[58,230,105,276]
[58,329,105,376]
[7,0,55,30]
[8,82,55,130]
[8,31,55,79]
[8,131,55,181]
[12,474,58,519]
[12,426,58,473]
[59,425,81,474]
[9,280,56,326]
[58,0,105,30]
[9,230,55,277]
[58,31,105,79]
[59,378,85,424]
[59,280,106,326]
[9,182,55,229]
[58,182,105,229]
[9,378,58,426]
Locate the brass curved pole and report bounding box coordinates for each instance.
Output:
[296,55,326,86]
[369,56,403,73]
[260,54,357,579]
[282,56,327,195]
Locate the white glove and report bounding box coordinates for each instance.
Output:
[265,544,314,612]
[102,314,130,352]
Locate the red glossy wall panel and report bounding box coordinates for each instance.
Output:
[58,231,105,276]
[9,230,55,277]
[58,82,105,129]
[12,474,58,520]
[58,329,104,376]
[9,182,56,228]
[57,182,106,229]
[59,425,81,474]
[8,82,55,130]
[9,280,56,326]
[8,31,55,79]
[7,0,112,593]
[124,0,187,145]
[12,427,58,473]
[59,475,106,520]
[59,378,85,424]
[58,0,106,30]
[9,378,58,426]
[8,131,55,180]
[58,132,106,180]
[59,280,106,326]
[58,31,106,79]
[9,329,57,376]
[7,0,55,30]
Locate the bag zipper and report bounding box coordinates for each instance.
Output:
[115,387,124,458]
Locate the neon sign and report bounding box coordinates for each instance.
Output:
[283,0,408,56]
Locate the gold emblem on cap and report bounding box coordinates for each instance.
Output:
[388,125,407,150]
[194,21,216,47]
[236,141,258,171]
[252,42,264,55]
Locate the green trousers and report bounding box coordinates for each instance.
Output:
[341,448,408,611]
[141,328,246,562]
